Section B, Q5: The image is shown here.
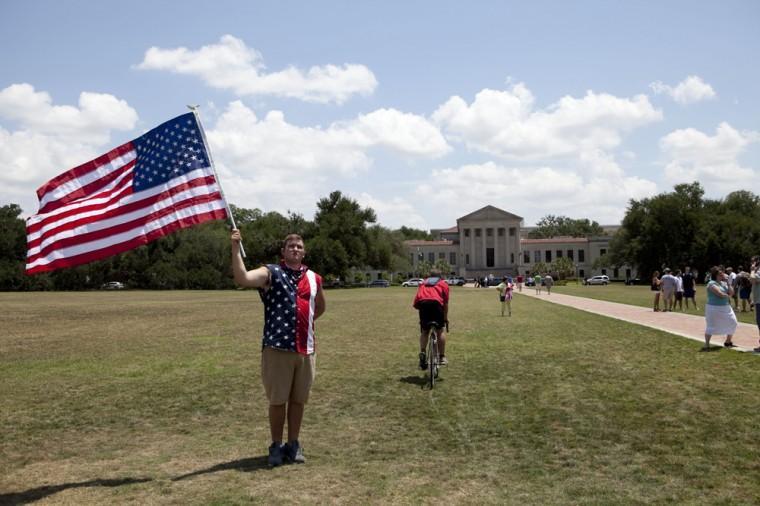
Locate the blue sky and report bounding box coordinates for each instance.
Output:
[2,0,758,229]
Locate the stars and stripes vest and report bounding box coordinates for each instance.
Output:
[259,263,321,355]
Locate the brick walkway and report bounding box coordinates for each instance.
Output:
[518,290,760,353]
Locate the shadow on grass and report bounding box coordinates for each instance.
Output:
[171,456,270,481]
[0,477,152,505]
[399,375,445,389]
[699,345,723,352]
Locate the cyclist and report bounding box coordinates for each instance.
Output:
[413,268,450,369]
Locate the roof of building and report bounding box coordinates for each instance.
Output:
[521,236,589,244]
[403,240,454,246]
[457,205,523,222]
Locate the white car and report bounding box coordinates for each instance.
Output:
[585,275,610,286]
[402,278,424,287]
[101,281,125,290]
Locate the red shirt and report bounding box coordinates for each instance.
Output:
[413,277,450,308]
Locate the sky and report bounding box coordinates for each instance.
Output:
[1,0,759,230]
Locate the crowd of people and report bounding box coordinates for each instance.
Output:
[650,261,760,353]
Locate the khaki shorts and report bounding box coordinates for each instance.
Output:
[261,347,316,405]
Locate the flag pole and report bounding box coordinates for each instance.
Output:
[187,105,246,258]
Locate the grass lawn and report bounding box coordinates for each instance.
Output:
[1,288,759,504]
[552,283,758,325]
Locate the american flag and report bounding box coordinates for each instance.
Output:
[25,112,229,274]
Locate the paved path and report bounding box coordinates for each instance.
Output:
[517,289,759,353]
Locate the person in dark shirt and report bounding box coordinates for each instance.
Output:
[682,266,698,310]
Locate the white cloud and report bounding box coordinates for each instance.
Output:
[0,83,138,144]
[415,161,657,226]
[0,84,138,214]
[356,192,428,230]
[650,75,716,105]
[661,122,759,193]
[432,83,662,164]
[205,101,449,216]
[136,35,377,104]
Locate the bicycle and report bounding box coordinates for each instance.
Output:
[424,321,448,389]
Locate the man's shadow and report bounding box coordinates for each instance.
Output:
[171,456,270,481]
[399,375,443,388]
[0,477,152,505]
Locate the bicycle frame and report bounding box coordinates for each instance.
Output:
[426,323,441,388]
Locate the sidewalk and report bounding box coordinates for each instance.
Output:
[518,290,760,353]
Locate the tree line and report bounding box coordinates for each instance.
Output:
[608,182,760,278]
[2,182,757,290]
[0,191,430,291]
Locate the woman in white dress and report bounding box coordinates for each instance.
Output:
[703,266,737,350]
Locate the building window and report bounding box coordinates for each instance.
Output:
[486,228,493,237]
[487,248,495,267]
[523,251,530,263]
[613,268,619,278]
[509,227,516,236]
[466,254,470,265]
[464,228,470,237]
[450,252,456,265]
[410,253,415,264]
[510,253,514,264]
[567,249,574,260]
[578,249,585,262]
[556,250,563,258]
[534,250,541,263]
[601,268,607,275]
[438,252,445,260]
[579,269,585,278]
[498,228,505,237]
[545,250,552,263]
[600,248,607,256]
[475,229,481,237]
[428,252,435,263]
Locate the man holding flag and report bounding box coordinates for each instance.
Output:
[231,229,326,467]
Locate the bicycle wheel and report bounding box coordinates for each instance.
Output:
[428,330,438,388]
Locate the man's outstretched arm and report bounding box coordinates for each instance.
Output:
[231,229,270,289]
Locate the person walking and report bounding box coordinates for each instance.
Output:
[703,266,737,350]
[497,276,513,316]
[726,266,739,310]
[750,256,760,352]
[516,274,524,292]
[660,268,677,311]
[651,271,662,311]
[544,274,554,295]
[737,266,752,312]
[682,266,699,310]
[534,273,542,295]
[674,269,684,311]
[231,230,326,467]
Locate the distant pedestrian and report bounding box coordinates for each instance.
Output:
[749,256,760,353]
[544,274,554,295]
[660,268,678,311]
[737,266,752,312]
[703,266,737,350]
[651,271,661,311]
[674,269,684,311]
[726,266,739,310]
[497,276,513,316]
[534,273,542,295]
[682,266,698,310]
[516,274,524,292]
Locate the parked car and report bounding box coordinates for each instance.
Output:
[369,279,390,288]
[625,278,641,286]
[401,278,424,287]
[585,275,610,285]
[445,277,466,286]
[101,281,125,290]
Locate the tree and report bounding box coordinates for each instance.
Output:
[552,256,576,279]
[529,215,605,238]
[309,191,377,279]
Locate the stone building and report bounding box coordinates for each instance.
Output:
[403,205,636,281]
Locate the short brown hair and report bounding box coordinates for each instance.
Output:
[709,266,722,281]
[281,234,304,249]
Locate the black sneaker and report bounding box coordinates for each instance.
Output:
[284,440,305,464]
[419,352,427,370]
[268,442,283,467]
[753,347,760,353]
